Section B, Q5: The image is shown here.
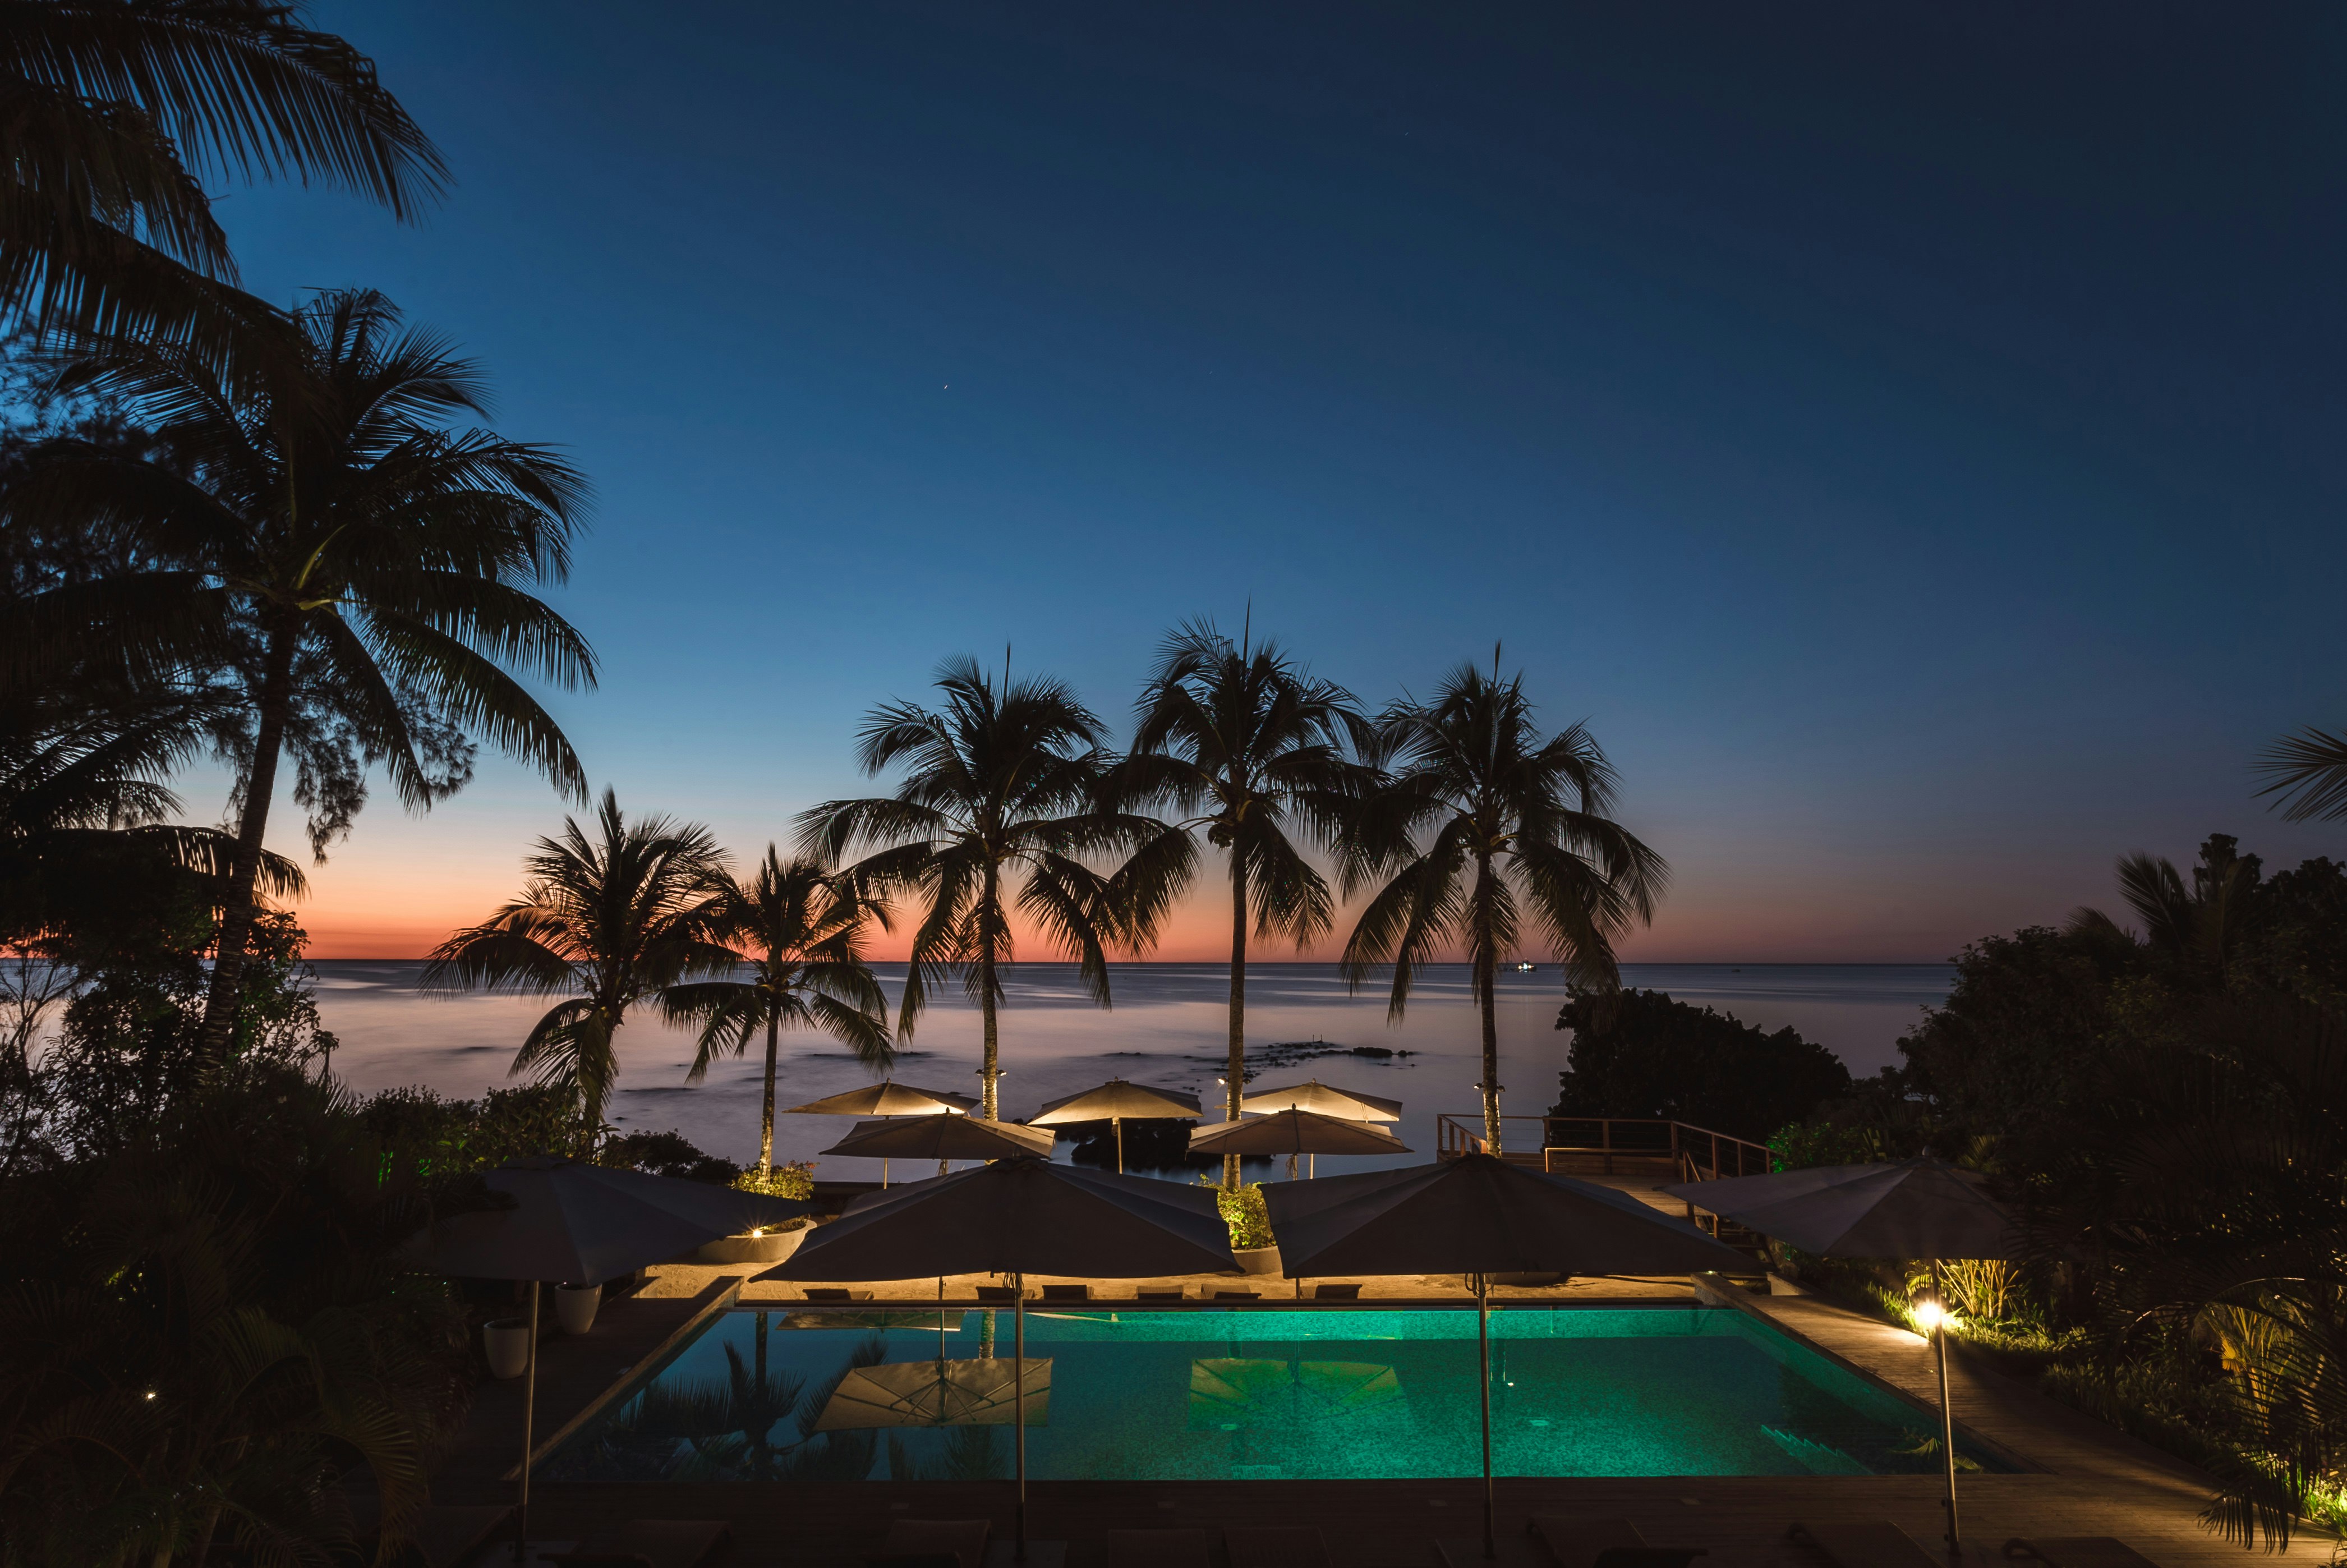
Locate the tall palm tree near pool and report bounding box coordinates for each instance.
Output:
[424,791,734,1152]
[798,655,1174,1119]
[661,848,893,1179]
[1,289,594,1066]
[1116,618,1374,1185]
[1342,655,1666,1156]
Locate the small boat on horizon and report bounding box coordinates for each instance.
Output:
[1513,962,1536,973]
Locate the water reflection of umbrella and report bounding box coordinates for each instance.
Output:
[1188,1358,1409,1477]
[1028,1079,1203,1174]
[1662,1157,2018,1551]
[1264,1155,1750,1561]
[406,1158,811,1561]
[1238,1079,1402,1121]
[1189,1108,1410,1179]
[818,1357,1052,1429]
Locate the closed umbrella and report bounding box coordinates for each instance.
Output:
[407,1158,812,1562]
[1028,1079,1203,1174]
[1265,1155,1751,1561]
[1237,1078,1402,1121]
[1663,1157,2017,1551]
[771,1157,1234,1558]
[1188,1107,1411,1179]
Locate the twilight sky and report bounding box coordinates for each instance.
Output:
[206,1,2345,962]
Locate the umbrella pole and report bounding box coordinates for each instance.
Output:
[514,1279,539,1563]
[1931,1258,1961,1551]
[1479,1272,1495,1560]
[1014,1273,1028,1560]
[1115,1116,1124,1175]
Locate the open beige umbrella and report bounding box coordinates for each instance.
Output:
[772,1157,1234,1559]
[1028,1078,1203,1174]
[1237,1078,1402,1121]
[821,1115,1055,1164]
[785,1079,978,1184]
[1663,1156,2018,1551]
[1265,1155,1751,1562]
[1188,1107,1411,1179]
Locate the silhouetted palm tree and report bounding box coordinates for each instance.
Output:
[798,655,1171,1119]
[2258,728,2347,825]
[1342,656,1666,1155]
[1116,618,1372,1184]
[661,848,892,1178]
[2,1,443,356]
[2065,834,2261,989]
[1,289,595,1063]
[423,792,733,1151]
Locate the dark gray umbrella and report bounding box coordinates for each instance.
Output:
[771,1157,1235,1557]
[1188,1107,1411,1178]
[820,1115,1056,1164]
[1264,1155,1750,1561]
[1662,1156,2018,1551]
[407,1158,812,1562]
[1028,1078,1203,1174]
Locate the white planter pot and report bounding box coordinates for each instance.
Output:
[555,1282,600,1335]
[1235,1245,1282,1277]
[694,1227,806,1266]
[482,1318,531,1380]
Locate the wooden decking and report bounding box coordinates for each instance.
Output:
[427,1259,2330,1568]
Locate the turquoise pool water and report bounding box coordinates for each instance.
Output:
[542,1305,2005,1484]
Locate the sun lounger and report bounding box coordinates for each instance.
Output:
[1041,1283,1092,1302]
[1213,1288,1259,1300]
[544,1518,731,1568]
[1526,1515,1646,1568]
[2005,1540,2163,1568]
[867,1517,989,1568]
[1137,1287,1188,1302]
[1593,1552,1705,1568]
[404,1502,512,1568]
[1227,1524,1333,1567]
[1789,1521,1944,1568]
[975,1285,1023,1303]
[802,1287,872,1302]
[1105,1528,1215,1567]
[1312,1282,1363,1300]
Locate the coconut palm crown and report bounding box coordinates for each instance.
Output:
[422,790,734,1151]
[0,288,596,1064]
[660,848,892,1178]
[797,654,1175,1119]
[1341,655,1667,1155]
[1113,617,1374,1184]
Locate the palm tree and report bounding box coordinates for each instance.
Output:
[2065,834,2262,989]
[0,289,596,1064]
[1341,656,1667,1156]
[1116,618,1372,1185]
[2,1,444,357]
[798,655,1171,1120]
[2258,728,2347,824]
[660,848,892,1179]
[422,791,734,1151]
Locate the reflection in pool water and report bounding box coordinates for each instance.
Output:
[541,1306,2004,1483]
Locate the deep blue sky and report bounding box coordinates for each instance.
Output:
[214,1,2347,959]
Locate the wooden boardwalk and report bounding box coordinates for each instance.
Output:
[430,1262,2326,1568]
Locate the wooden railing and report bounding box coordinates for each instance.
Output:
[1435,1113,1775,1179]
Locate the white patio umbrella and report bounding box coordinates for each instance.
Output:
[1188,1107,1411,1178]
[1237,1078,1402,1121]
[1265,1155,1751,1562]
[406,1158,812,1562]
[1027,1078,1202,1173]
[771,1157,1234,1560]
[785,1078,977,1184]
[1663,1156,2019,1551]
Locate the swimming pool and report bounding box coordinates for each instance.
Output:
[542,1305,2007,1484]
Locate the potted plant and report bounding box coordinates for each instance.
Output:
[1206,1178,1280,1276]
[482,1316,531,1378]
[555,1282,600,1335]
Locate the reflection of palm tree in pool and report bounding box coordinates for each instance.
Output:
[602,1332,890,1481]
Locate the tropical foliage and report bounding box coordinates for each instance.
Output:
[423,790,734,1152]
[1117,619,1370,1184]
[1342,656,1666,1155]
[1551,987,1849,1143]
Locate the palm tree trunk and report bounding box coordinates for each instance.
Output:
[1225,854,1248,1189]
[194,624,297,1066]
[1475,857,1502,1156]
[979,930,1000,1121]
[760,1007,779,1177]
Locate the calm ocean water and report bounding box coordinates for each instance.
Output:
[311,962,1950,1178]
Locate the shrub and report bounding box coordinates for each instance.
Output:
[600,1128,739,1184]
[1552,988,1849,1142]
[1200,1177,1272,1250]
[734,1161,814,1201]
